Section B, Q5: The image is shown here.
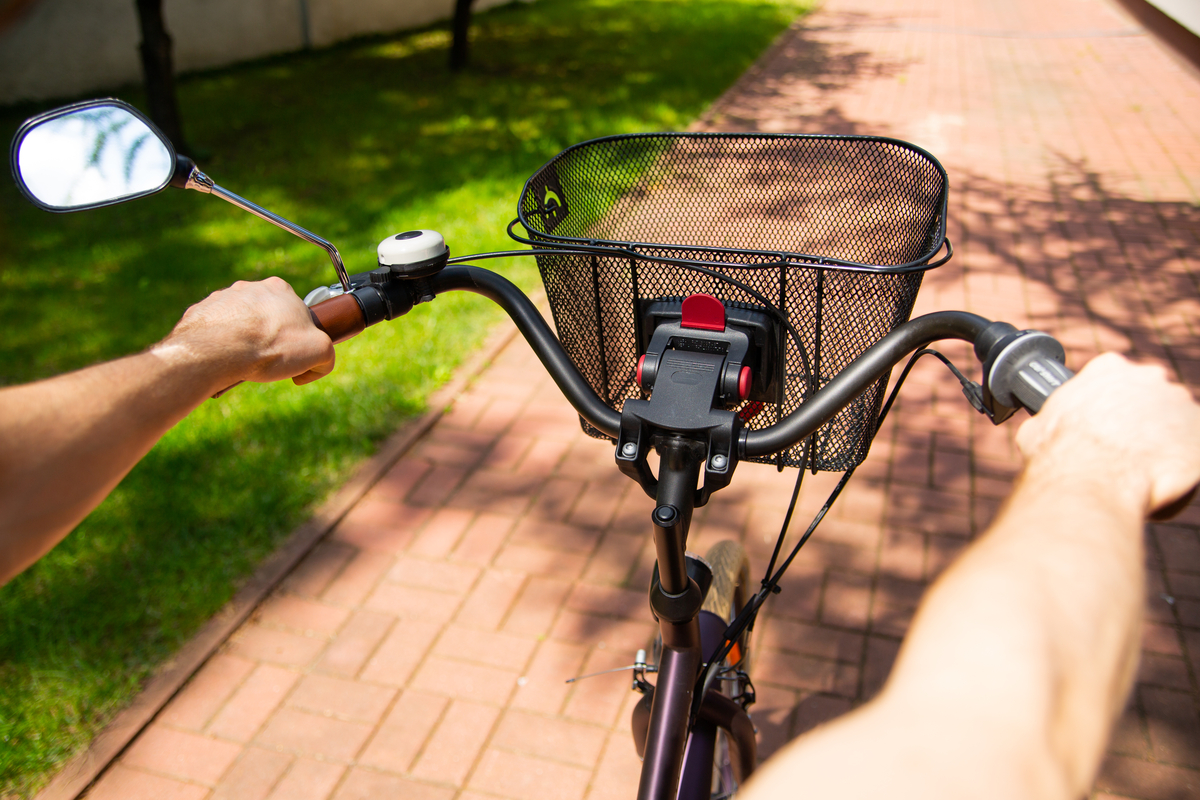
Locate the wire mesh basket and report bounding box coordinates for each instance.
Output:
[515,132,949,472]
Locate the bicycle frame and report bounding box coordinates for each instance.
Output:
[635,435,758,800]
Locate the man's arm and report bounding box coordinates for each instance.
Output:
[742,353,1200,800]
[0,278,335,584]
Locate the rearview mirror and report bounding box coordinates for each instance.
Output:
[9,99,176,212]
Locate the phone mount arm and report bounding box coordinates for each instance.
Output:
[181,165,351,292]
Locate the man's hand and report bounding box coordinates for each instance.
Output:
[1016,353,1200,517]
[154,277,337,388]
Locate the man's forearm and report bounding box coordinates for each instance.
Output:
[0,346,227,583]
[739,466,1144,800]
[0,278,336,585]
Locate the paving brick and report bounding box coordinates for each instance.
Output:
[1138,653,1193,692]
[792,693,854,737]
[265,758,345,800]
[321,550,392,608]
[483,433,535,470]
[158,654,256,732]
[1142,686,1200,768]
[122,725,242,786]
[433,624,539,671]
[450,470,546,516]
[491,710,607,767]
[582,531,642,585]
[754,648,851,696]
[468,748,592,800]
[287,673,396,724]
[1095,753,1200,800]
[454,567,527,630]
[208,663,301,742]
[569,482,626,529]
[358,619,442,687]
[280,541,357,598]
[314,609,394,678]
[333,503,431,553]
[409,507,475,558]
[386,557,480,592]
[1109,702,1150,759]
[452,513,517,565]
[370,458,434,503]
[257,593,350,636]
[550,611,656,652]
[411,655,520,705]
[752,683,800,762]
[566,583,645,620]
[1166,571,1200,600]
[585,733,644,800]
[758,617,863,663]
[510,517,597,555]
[358,691,449,774]
[226,624,327,668]
[563,649,638,726]
[495,543,589,579]
[255,707,374,761]
[331,767,455,800]
[511,640,590,714]
[364,582,461,623]
[411,700,500,785]
[408,464,470,509]
[210,747,292,800]
[503,576,573,637]
[86,764,208,800]
[819,571,873,631]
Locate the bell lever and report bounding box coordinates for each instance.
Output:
[177,161,351,292]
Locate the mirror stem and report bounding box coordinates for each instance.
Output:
[183,167,351,292]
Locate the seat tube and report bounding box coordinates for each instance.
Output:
[638,437,705,800]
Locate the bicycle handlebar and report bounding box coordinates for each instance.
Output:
[306,263,1072,459]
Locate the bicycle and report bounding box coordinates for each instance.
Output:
[12,99,1075,800]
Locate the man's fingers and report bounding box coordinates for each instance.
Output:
[291,352,336,386]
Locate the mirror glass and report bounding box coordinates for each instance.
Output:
[15,103,174,210]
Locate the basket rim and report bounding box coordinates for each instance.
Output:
[515,131,951,275]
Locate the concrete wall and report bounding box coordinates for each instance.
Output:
[0,0,513,105]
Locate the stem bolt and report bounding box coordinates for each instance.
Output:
[710,454,728,470]
[621,442,638,457]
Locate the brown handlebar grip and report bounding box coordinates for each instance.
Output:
[309,293,366,344]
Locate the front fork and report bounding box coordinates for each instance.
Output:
[634,437,756,800]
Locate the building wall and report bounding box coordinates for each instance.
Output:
[0,0,513,106]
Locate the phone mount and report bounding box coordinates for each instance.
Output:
[616,294,772,507]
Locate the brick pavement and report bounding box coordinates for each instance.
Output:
[79,0,1200,798]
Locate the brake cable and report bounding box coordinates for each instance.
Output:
[691,347,976,710]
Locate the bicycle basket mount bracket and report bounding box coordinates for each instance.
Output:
[515,132,950,472]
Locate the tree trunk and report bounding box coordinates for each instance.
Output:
[134,0,189,155]
[450,0,475,71]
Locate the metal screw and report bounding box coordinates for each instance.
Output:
[621,442,638,457]
[710,454,728,470]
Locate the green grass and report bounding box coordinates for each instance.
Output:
[0,0,809,793]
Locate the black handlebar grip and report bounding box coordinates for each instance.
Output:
[1008,356,1075,414]
[309,293,366,344]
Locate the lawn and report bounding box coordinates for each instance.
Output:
[0,0,809,793]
